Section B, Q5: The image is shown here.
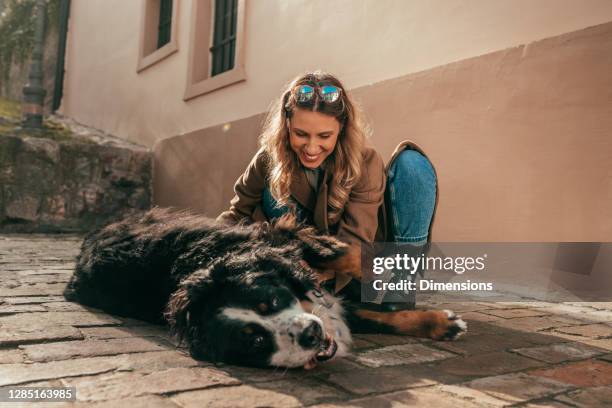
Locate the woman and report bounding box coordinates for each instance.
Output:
[217,71,437,307]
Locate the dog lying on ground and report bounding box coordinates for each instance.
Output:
[64,208,466,369]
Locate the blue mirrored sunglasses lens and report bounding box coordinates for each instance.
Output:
[296,85,315,102]
[320,86,340,102]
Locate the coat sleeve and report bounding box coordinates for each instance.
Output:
[313,148,386,290]
[216,147,269,225]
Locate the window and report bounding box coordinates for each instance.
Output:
[157,0,173,49]
[210,0,238,76]
[184,0,247,100]
[137,0,179,73]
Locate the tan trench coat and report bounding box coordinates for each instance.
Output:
[216,140,439,292]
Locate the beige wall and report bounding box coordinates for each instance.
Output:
[61,1,612,241]
[61,0,612,147]
[155,22,612,241]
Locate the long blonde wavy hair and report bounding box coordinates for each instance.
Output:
[259,71,371,225]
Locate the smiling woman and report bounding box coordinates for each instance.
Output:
[217,71,439,304]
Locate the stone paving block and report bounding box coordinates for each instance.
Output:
[67,395,182,408]
[553,324,612,339]
[353,343,454,368]
[217,356,363,385]
[0,283,68,296]
[14,274,71,284]
[312,357,366,374]
[17,268,75,275]
[1,295,65,304]
[436,384,511,407]
[511,342,606,364]
[554,386,612,407]
[0,348,24,363]
[0,325,83,347]
[20,337,171,362]
[480,308,552,319]
[79,325,171,341]
[41,302,96,312]
[463,372,573,404]
[317,364,437,395]
[433,332,542,356]
[459,312,503,324]
[544,333,612,352]
[481,301,552,309]
[0,356,121,386]
[522,401,572,408]
[383,386,486,408]
[432,351,545,377]
[0,311,121,327]
[255,377,349,406]
[171,384,300,408]
[0,303,46,314]
[214,364,305,384]
[538,304,612,323]
[110,350,207,373]
[423,302,486,313]
[65,367,240,402]
[570,302,612,311]
[350,335,377,350]
[529,359,612,387]
[492,316,587,332]
[353,333,420,347]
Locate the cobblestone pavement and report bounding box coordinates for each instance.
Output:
[0,235,611,407]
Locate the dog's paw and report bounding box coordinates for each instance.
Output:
[433,310,467,341]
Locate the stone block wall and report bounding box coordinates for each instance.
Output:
[0,116,152,232]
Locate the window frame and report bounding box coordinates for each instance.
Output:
[137,0,179,73]
[183,0,247,101]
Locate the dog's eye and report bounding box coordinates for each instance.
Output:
[251,335,265,349]
[257,297,280,314]
[270,297,279,310]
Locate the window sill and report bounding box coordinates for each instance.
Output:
[137,40,178,73]
[183,65,246,101]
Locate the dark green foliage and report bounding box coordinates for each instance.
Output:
[0,0,59,79]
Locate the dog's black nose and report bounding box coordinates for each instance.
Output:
[298,321,323,349]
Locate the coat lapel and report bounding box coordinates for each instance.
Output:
[289,167,316,212]
[313,167,330,234]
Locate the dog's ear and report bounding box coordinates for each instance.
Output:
[164,260,225,343]
[296,227,349,263]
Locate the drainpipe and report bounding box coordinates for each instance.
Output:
[22,0,47,129]
[53,0,70,112]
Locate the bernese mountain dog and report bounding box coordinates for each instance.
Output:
[64,208,466,369]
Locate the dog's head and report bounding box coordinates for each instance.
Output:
[165,214,352,368]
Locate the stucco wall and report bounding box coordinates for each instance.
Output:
[60,0,612,147]
[154,23,612,241]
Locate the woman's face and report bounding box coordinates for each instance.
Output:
[288,108,341,169]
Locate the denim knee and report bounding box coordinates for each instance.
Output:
[387,150,437,244]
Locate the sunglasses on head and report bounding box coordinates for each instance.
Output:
[294,84,342,104]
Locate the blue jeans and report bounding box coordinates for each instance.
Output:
[387,150,437,245]
[262,150,437,244]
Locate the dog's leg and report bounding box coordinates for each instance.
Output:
[353,309,467,341]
